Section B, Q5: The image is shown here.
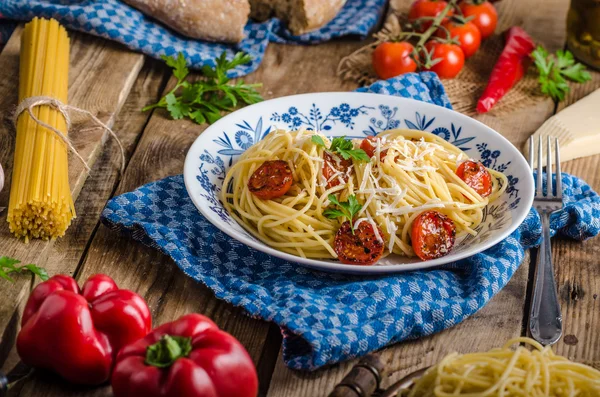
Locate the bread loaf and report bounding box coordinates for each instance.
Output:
[122,0,250,43]
[250,0,347,35]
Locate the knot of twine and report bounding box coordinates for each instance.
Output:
[12,96,125,174]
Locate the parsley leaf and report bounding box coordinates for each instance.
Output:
[532,46,592,101]
[311,135,327,148]
[323,194,363,233]
[0,256,49,283]
[143,51,263,124]
[313,135,369,162]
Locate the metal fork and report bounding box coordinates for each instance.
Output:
[528,136,563,345]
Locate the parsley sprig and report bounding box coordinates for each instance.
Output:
[311,135,370,162]
[323,194,363,233]
[532,46,592,101]
[143,52,263,124]
[0,256,49,283]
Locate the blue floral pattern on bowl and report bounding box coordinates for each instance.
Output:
[183,93,534,274]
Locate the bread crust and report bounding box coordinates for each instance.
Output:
[123,0,250,43]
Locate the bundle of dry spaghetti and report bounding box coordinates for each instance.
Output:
[402,337,600,397]
[7,18,75,241]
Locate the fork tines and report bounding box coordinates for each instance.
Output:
[529,136,562,200]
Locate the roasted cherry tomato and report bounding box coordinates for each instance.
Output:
[334,221,385,266]
[456,160,493,197]
[459,1,498,39]
[436,20,481,58]
[372,42,418,80]
[423,41,465,78]
[248,160,293,200]
[411,211,456,260]
[360,136,389,160]
[409,0,453,32]
[323,151,353,189]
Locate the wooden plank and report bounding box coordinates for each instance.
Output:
[265,0,572,395]
[12,37,367,397]
[3,59,168,395]
[546,72,600,368]
[0,27,146,369]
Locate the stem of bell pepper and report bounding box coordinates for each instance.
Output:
[145,335,193,368]
[476,27,536,113]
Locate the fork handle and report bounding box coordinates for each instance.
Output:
[529,212,562,345]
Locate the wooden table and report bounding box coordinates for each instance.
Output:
[0,1,599,396]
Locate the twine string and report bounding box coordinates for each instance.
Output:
[12,96,126,173]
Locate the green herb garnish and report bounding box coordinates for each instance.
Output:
[532,46,592,101]
[0,256,49,283]
[311,135,370,162]
[323,194,363,233]
[144,52,263,124]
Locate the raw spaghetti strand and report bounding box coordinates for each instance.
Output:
[402,337,600,396]
[222,128,508,260]
[7,18,74,241]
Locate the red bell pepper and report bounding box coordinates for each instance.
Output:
[111,313,258,397]
[476,27,536,113]
[16,274,151,385]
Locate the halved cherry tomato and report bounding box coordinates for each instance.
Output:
[409,0,453,32]
[248,160,293,200]
[459,1,498,39]
[334,221,385,266]
[436,20,481,58]
[323,151,352,189]
[456,160,493,197]
[423,41,465,79]
[372,42,417,80]
[411,211,456,260]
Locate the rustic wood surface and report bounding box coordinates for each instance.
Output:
[0,0,599,396]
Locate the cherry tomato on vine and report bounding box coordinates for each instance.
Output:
[408,0,453,32]
[423,41,465,78]
[372,42,417,79]
[459,1,498,39]
[411,211,456,260]
[456,160,493,197]
[436,20,481,58]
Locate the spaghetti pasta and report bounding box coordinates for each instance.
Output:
[7,18,74,241]
[402,337,600,397]
[222,128,507,262]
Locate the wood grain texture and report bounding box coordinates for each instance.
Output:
[547,72,600,368]
[265,0,573,395]
[0,27,145,371]
[4,59,168,396]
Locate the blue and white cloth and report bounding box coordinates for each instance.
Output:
[0,0,386,77]
[100,75,600,370]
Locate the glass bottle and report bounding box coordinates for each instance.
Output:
[567,0,600,70]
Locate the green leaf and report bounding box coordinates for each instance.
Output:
[165,93,188,119]
[328,194,342,207]
[21,264,49,281]
[311,135,327,148]
[0,256,49,283]
[189,110,206,124]
[330,136,353,152]
[533,46,591,101]
[323,208,347,219]
[337,148,370,162]
[161,53,189,83]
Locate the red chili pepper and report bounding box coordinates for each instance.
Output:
[476,27,536,113]
[16,274,151,385]
[111,313,258,397]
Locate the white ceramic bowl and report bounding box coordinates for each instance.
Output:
[183,93,534,274]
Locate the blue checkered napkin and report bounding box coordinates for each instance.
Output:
[100,75,600,370]
[101,174,600,370]
[0,0,386,77]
